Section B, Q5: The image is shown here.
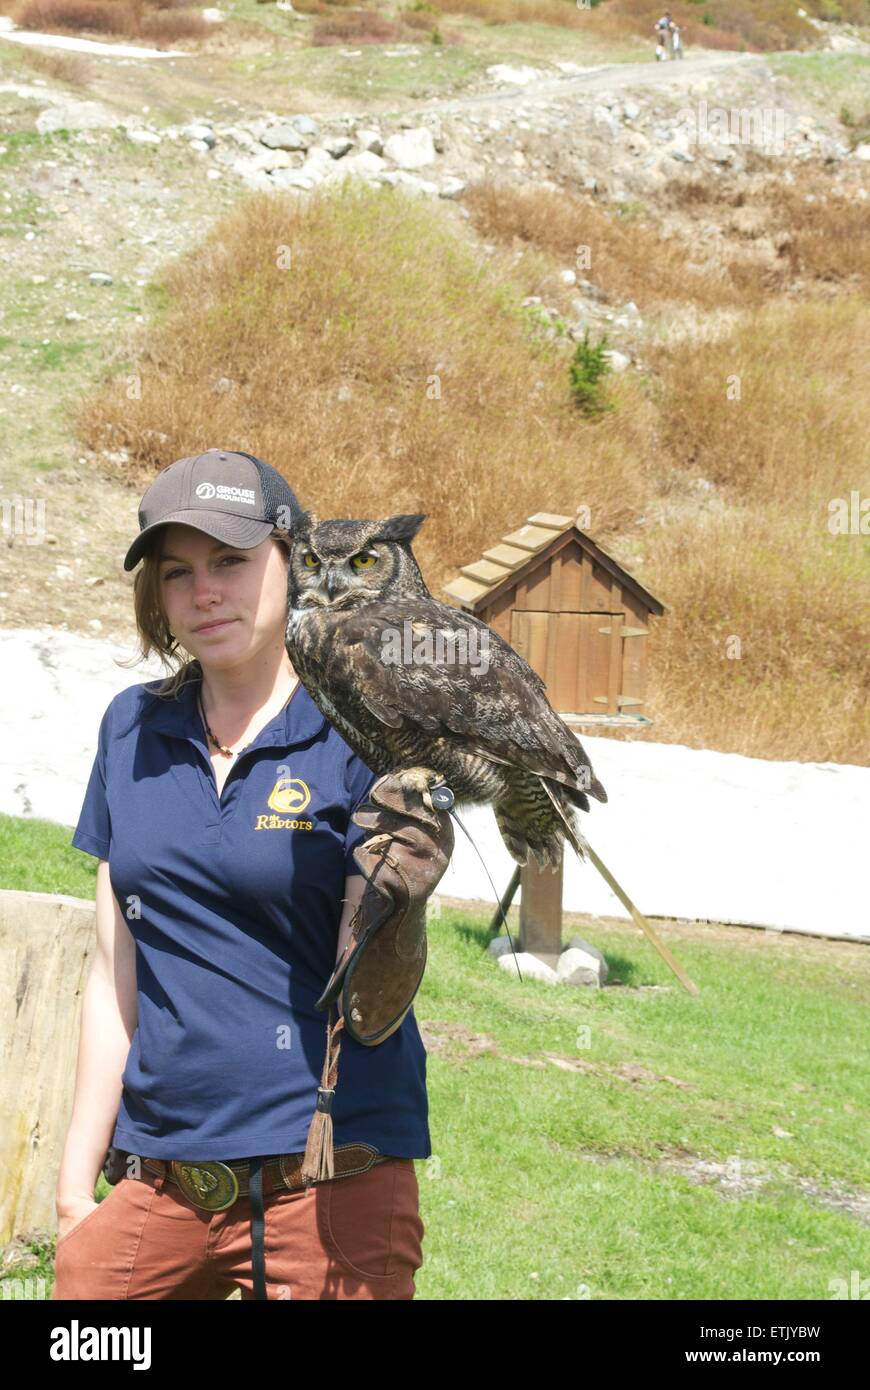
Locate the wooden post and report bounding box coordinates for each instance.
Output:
[519,858,564,970]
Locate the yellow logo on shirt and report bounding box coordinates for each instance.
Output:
[255,776,314,831]
[268,777,311,813]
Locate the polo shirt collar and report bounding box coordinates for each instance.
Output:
[142,667,327,751]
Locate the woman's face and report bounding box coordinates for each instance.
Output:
[157,524,288,671]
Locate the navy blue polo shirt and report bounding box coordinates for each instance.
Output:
[70,670,431,1161]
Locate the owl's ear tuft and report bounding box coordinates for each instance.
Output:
[375,514,427,544]
[294,509,319,537]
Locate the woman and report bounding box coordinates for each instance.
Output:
[52,448,429,1301]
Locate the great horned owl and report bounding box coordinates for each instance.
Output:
[284,512,607,870]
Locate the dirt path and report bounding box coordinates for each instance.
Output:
[417,51,767,117]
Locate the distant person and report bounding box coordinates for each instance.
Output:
[654,10,674,61]
[671,22,684,59]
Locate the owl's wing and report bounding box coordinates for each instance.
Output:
[329,599,607,803]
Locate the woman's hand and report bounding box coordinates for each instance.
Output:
[56,1197,99,1243]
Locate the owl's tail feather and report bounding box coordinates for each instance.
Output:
[538,779,699,996]
[539,781,590,864]
[494,805,563,873]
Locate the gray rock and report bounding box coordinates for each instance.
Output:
[300,146,334,179]
[88,272,113,286]
[383,127,437,170]
[579,279,607,303]
[331,150,387,179]
[260,123,310,152]
[221,126,256,147]
[496,950,558,983]
[247,148,302,173]
[378,169,438,196]
[324,137,353,159]
[181,123,216,146]
[604,349,631,372]
[355,127,383,155]
[232,160,275,192]
[291,115,319,138]
[560,935,609,985]
[36,101,119,135]
[269,168,315,191]
[486,936,515,959]
[439,176,466,199]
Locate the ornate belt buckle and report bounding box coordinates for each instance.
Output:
[171,1160,239,1211]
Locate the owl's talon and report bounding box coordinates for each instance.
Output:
[396,767,441,809]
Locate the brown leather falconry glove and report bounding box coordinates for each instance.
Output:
[302,769,455,1184]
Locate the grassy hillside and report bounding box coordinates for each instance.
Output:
[4,0,869,56]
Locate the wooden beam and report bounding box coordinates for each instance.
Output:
[519,857,564,970]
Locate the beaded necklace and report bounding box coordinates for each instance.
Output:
[197,678,298,758]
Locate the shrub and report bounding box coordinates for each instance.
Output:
[569,330,612,417]
[312,9,402,43]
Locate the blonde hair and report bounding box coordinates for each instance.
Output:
[115,525,293,700]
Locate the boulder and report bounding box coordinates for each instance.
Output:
[383,127,437,170]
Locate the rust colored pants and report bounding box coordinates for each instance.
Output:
[51,1157,424,1301]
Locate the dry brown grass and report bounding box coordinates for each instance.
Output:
[663,163,870,295]
[771,187,870,290]
[14,0,131,32]
[468,164,870,324]
[640,293,870,760]
[427,0,587,28]
[12,0,208,40]
[74,183,869,764]
[75,182,657,590]
[464,177,749,311]
[642,505,869,761]
[654,294,869,505]
[6,42,92,84]
[424,0,849,49]
[311,9,403,44]
[402,8,438,30]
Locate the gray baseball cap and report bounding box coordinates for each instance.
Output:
[124,448,303,572]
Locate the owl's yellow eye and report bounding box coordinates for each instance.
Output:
[302,552,320,569]
[351,552,377,570]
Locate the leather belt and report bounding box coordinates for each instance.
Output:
[118,1142,393,1301]
[135,1143,390,1213]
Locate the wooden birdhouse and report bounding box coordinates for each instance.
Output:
[442,512,665,727]
[442,511,667,970]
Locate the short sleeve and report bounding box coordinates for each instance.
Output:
[71,698,113,861]
[343,749,378,878]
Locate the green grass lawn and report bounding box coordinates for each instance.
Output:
[2,814,868,1300]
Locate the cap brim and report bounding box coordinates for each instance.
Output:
[123,511,275,572]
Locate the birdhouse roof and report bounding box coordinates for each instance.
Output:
[442,512,665,616]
